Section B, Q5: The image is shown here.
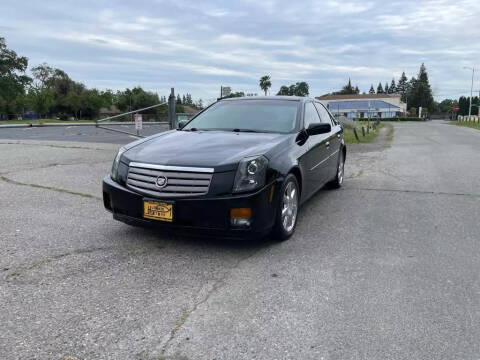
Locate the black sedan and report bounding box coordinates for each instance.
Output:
[103,96,346,240]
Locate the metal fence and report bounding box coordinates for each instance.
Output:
[0,88,199,137]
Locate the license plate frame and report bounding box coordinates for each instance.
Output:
[143,199,174,222]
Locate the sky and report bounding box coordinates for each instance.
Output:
[1,0,480,104]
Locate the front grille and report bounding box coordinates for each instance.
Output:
[126,162,213,198]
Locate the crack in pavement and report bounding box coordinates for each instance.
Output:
[343,186,480,198]
[0,175,101,200]
[158,248,263,357]
[3,246,117,282]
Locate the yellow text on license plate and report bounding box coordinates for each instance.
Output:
[143,201,173,222]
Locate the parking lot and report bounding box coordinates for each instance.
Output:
[1,121,480,359]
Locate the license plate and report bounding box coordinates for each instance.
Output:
[143,201,173,222]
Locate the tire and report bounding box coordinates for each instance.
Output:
[271,174,300,241]
[330,149,345,189]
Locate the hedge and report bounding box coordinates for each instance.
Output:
[354,117,424,122]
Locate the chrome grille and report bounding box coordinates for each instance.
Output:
[127,162,213,198]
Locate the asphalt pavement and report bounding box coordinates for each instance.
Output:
[1,121,479,359]
[0,123,169,144]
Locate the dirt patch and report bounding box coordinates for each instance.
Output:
[347,122,393,154]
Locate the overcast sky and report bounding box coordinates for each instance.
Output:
[1,0,479,103]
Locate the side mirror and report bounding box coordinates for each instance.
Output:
[306,123,331,136]
[178,119,188,129]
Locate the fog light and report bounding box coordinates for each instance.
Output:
[231,218,251,227]
[230,208,252,227]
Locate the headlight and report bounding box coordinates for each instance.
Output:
[233,155,268,193]
[111,147,126,182]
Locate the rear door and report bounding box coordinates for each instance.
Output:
[301,101,331,198]
[314,102,341,179]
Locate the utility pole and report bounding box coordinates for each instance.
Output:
[168,88,176,129]
[463,66,475,119]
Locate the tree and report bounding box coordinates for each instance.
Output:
[277,86,290,95]
[458,96,469,116]
[259,75,272,96]
[26,87,54,118]
[397,72,408,102]
[225,91,245,98]
[176,94,182,104]
[438,99,456,114]
[80,89,104,119]
[31,63,55,89]
[407,63,434,112]
[377,82,384,94]
[385,82,389,94]
[369,85,375,94]
[342,78,354,94]
[63,91,81,119]
[389,78,396,94]
[332,78,360,95]
[0,37,31,118]
[276,82,309,96]
[294,82,309,96]
[100,89,116,107]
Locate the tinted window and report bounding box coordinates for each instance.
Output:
[314,102,332,125]
[303,102,320,128]
[183,100,299,133]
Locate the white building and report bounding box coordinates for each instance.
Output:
[317,94,407,119]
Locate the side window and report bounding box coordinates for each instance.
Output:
[303,102,321,128]
[314,102,333,125]
[327,108,339,126]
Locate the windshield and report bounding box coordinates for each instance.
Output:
[183,99,299,133]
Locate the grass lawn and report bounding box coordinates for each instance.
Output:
[450,121,480,130]
[343,121,384,144]
[0,119,96,125]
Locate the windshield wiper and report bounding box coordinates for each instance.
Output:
[232,128,262,133]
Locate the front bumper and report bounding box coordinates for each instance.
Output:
[102,176,278,239]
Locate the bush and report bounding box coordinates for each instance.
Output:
[380,117,424,121]
[353,117,422,122]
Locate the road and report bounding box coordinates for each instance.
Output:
[1,121,479,359]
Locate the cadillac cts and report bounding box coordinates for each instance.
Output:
[103,97,346,240]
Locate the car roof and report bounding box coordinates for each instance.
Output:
[220,96,313,103]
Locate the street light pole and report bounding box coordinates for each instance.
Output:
[463,66,475,119]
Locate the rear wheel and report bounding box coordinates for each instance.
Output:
[330,150,345,189]
[271,174,299,241]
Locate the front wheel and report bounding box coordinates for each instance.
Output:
[271,174,299,241]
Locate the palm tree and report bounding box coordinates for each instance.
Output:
[259,75,272,96]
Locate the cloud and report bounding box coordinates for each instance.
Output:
[1,0,478,100]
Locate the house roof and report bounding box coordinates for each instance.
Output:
[316,93,401,101]
[326,100,400,111]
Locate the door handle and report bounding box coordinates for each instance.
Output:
[326,141,330,148]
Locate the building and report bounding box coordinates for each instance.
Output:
[316,94,407,119]
[99,105,122,118]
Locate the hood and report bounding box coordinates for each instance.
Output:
[123,130,291,171]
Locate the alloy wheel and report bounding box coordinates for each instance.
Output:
[281,181,298,233]
[338,152,344,185]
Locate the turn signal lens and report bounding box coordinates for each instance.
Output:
[230,208,252,219]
